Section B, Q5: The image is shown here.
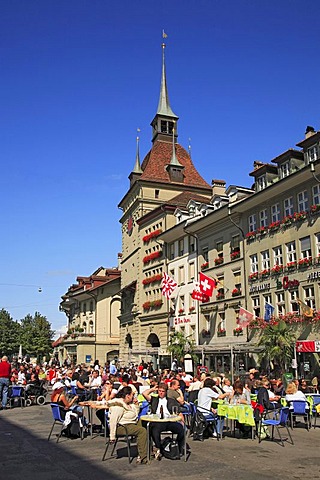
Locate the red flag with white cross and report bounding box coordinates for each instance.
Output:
[199,272,217,297]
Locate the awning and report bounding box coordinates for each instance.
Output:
[296,340,320,353]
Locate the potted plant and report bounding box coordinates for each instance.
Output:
[233,327,243,336]
[201,261,209,270]
[216,291,225,300]
[217,328,226,337]
[232,288,241,297]
[214,257,224,266]
[230,250,240,261]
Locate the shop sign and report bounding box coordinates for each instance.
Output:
[307,270,320,281]
[276,276,299,290]
[174,317,192,325]
[249,282,270,294]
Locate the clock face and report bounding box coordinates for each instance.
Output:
[127,215,133,236]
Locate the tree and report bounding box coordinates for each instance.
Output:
[0,309,21,356]
[258,319,296,374]
[167,331,196,364]
[20,312,55,361]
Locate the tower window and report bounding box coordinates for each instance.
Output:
[155,189,159,199]
[160,120,174,134]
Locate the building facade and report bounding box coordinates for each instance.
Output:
[59,266,121,365]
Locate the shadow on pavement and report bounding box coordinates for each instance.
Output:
[0,414,131,480]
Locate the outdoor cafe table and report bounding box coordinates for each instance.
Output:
[140,414,187,462]
[79,400,109,437]
[217,404,255,439]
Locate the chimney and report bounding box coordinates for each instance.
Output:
[211,179,226,197]
[117,252,122,271]
[305,125,316,139]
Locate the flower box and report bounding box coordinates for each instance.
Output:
[268,221,281,232]
[214,257,224,266]
[286,261,297,271]
[249,272,259,282]
[217,329,226,337]
[201,262,209,270]
[189,306,196,313]
[142,273,163,285]
[216,292,225,300]
[246,231,256,241]
[298,257,312,268]
[281,215,293,227]
[233,327,243,336]
[310,204,320,215]
[294,211,307,222]
[271,265,283,276]
[142,229,163,243]
[257,226,268,235]
[260,269,270,278]
[232,288,241,297]
[178,308,185,315]
[230,251,240,261]
[142,250,162,264]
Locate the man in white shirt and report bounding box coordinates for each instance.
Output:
[198,378,229,436]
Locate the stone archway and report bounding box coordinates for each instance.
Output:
[146,333,160,348]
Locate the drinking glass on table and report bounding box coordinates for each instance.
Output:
[172,406,178,416]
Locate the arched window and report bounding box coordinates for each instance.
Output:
[89,321,94,334]
[82,322,87,333]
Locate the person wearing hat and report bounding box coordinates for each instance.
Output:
[51,382,79,416]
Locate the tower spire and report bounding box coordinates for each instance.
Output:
[151,33,179,144]
[169,122,183,167]
[132,129,142,174]
[129,129,143,186]
[157,42,177,118]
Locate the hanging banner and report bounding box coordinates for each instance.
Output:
[296,340,320,353]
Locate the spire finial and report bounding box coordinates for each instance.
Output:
[188,137,192,158]
[157,32,177,118]
[132,128,142,174]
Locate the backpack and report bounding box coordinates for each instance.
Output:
[161,437,181,460]
[190,409,208,441]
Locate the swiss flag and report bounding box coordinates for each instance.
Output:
[237,307,254,328]
[199,272,217,297]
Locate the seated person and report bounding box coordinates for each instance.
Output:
[167,379,185,405]
[197,377,229,436]
[107,386,147,464]
[222,378,234,395]
[299,379,312,394]
[256,379,281,411]
[51,381,79,417]
[142,382,185,460]
[285,382,309,409]
[51,381,84,437]
[229,380,252,438]
[71,371,91,400]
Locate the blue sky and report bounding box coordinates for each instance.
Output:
[1,0,320,335]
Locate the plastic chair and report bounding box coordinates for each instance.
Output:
[138,401,149,419]
[48,403,65,442]
[289,401,311,430]
[310,395,320,428]
[195,405,221,440]
[259,407,293,446]
[102,422,137,463]
[9,386,26,408]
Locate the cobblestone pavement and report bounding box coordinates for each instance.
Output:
[0,403,319,480]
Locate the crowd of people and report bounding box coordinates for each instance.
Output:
[0,355,319,464]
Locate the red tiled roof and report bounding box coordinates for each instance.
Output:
[140,140,211,189]
[167,191,211,207]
